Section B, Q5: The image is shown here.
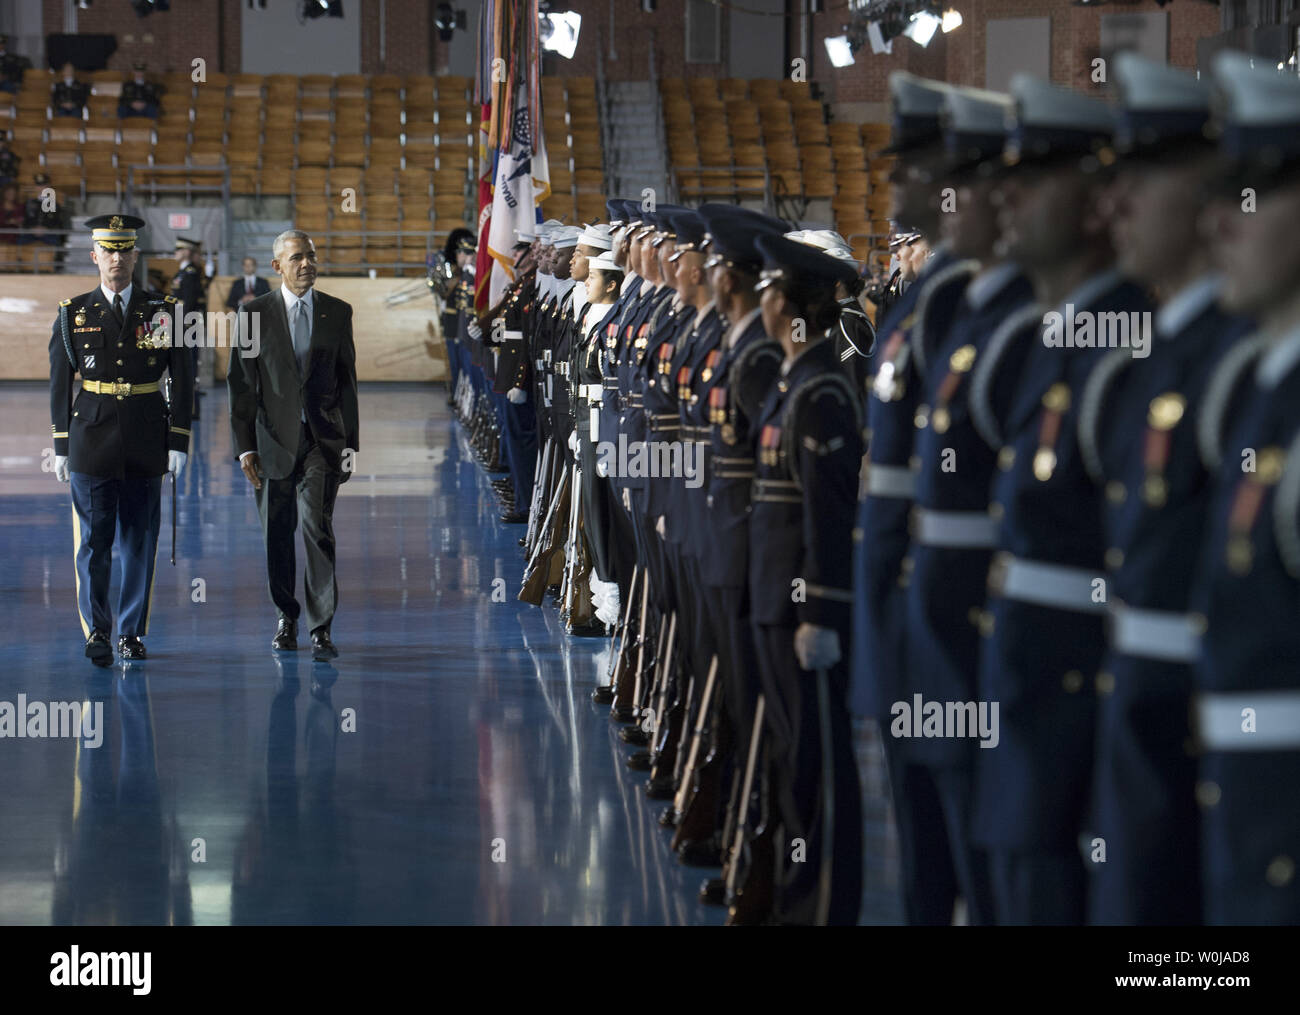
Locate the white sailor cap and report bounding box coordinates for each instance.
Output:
[516,226,537,244]
[552,225,581,249]
[787,228,857,264]
[578,223,614,250]
[588,251,620,273]
[942,86,1013,173]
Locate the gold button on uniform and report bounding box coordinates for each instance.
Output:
[988,502,1004,521]
[1195,781,1221,808]
[1062,670,1083,693]
[978,612,995,637]
[1106,481,1126,504]
[1095,671,1115,696]
[1266,855,1294,887]
[116,359,123,366]
[998,446,1015,471]
[1104,548,1124,570]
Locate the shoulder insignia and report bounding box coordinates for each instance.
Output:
[912,259,980,376]
[163,294,178,303]
[59,298,72,306]
[1077,347,1134,486]
[969,303,1045,451]
[1197,333,1269,473]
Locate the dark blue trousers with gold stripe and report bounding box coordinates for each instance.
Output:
[70,472,162,639]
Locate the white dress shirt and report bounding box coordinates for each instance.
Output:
[101,282,133,309]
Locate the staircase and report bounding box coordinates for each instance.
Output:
[604,80,672,206]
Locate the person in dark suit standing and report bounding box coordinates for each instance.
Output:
[227,229,359,661]
[226,256,271,310]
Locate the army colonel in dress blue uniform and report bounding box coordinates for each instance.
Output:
[1079,54,1254,926]
[1190,53,1300,926]
[49,215,194,666]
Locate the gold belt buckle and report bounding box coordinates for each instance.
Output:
[117,382,132,396]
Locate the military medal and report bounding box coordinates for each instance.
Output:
[676,365,692,402]
[930,344,976,435]
[657,343,675,376]
[1142,392,1186,508]
[759,424,782,466]
[701,348,720,385]
[1033,382,1071,482]
[1225,446,1284,575]
[74,310,87,327]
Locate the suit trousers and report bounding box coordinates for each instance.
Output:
[254,423,341,635]
[70,472,162,638]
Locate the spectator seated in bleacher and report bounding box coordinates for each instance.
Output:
[0,133,18,184]
[0,35,30,94]
[0,182,24,267]
[21,171,67,270]
[118,62,161,119]
[51,63,89,118]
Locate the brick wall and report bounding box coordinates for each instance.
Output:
[38,0,1226,103]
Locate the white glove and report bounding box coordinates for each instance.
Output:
[54,455,69,483]
[655,515,666,538]
[467,319,482,340]
[794,623,842,671]
[567,430,580,453]
[507,387,527,405]
[168,450,187,478]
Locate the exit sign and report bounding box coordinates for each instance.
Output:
[168,213,192,230]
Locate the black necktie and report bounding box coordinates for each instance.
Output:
[112,293,123,326]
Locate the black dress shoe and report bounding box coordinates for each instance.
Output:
[591,685,615,704]
[677,838,722,867]
[311,628,339,661]
[117,635,146,660]
[84,629,112,668]
[646,776,676,800]
[626,750,653,771]
[272,617,297,651]
[500,510,528,523]
[620,725,650,746]
[699,878,727,905]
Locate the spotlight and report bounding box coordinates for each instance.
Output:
[434,3,467,41]
[825,35,855,68]
[903,9,941,47]
[539,11,582,60]
[77,0,92,9]
[303,0,343,18]
[867,22,894,55]
[941,8,962,32]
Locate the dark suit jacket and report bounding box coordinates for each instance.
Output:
[227,288,359,483]
[226,275,271,310]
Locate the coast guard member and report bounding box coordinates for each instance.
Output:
[1190,51,1300,926]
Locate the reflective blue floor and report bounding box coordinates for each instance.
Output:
[0,382,732,925]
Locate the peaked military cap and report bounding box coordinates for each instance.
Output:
[87,214,146,251]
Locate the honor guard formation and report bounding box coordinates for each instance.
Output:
[439,52,1300,926]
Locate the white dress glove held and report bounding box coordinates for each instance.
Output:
[794,623,841,671]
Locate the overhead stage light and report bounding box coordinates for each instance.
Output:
[942,8,962,32]
[903,9,941,47]
[540,11,582,60]
[825,35,855,68]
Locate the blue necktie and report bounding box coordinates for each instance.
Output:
[293,300,310,422]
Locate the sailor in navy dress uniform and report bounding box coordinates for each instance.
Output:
[850,71,967,925]
[969,76,1152,925]
[899,85,1032,927]
[1078,53,1255,926]
[48,214,194,666]
[1190,51,1300,926]
[749,234,863,925]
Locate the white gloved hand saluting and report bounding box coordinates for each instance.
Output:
[54,455,69,483]
[168,450,187,478]
[794,623,842,671]
[467,319,482,340]
[507,387,527,405]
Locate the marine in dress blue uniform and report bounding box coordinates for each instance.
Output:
[1078,53,1255,926]
[49,215,194,666]
[1189,52,1300,925]
[969,76,1153,924]
[749,234,863,925]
